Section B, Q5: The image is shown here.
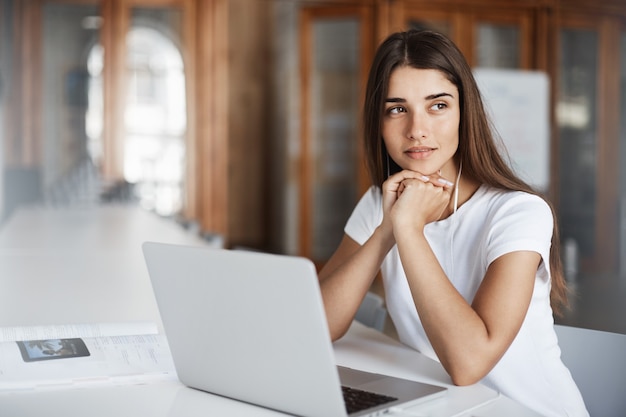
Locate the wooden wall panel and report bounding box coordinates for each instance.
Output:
[595,17,621,272]
[195,0,229,241]
[6,0,43,167]
[101,0,127,180]
[225,0,270,248]
[181,0,197,220]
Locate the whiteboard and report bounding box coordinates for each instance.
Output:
[473,68,550,191]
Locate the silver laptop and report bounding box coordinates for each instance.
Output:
[142,242,446,417]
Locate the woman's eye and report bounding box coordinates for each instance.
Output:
[387,106,406,115]
[430,102,447,111]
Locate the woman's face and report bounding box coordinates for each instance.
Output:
[382,66,460,176]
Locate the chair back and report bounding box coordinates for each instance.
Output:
[355,292,387,332]
[555,324,626,416]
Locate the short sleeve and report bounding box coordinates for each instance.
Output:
[486,193,554,282]
[344,186,383,245]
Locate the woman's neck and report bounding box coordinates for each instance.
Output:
[441,174,480,219]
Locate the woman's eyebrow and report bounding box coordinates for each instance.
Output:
[425,92,454,100]
[385,92,454,102]
[385,97,406,103]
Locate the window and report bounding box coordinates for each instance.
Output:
[86,8,186,216]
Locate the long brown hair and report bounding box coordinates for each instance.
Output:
[363,29,568,314]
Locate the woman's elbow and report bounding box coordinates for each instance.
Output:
[449,372,483,386]
[445,361,490,386]
[329,321,351,342]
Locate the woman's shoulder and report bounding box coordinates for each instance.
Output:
[345,185,383,242]
[350,185,383,216]
[472,185,554,243]
[476,185,552,216]
[361,185,382,203]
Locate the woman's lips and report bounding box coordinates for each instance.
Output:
[405,147,435,159]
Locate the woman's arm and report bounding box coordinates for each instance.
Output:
[392,178,538,385]
[398,232,537,385]
[318,230,393,341]
[319,170,429,341]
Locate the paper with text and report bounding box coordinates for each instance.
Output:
[0,333,176,392]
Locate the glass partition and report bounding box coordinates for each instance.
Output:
[476,23,520,68]
[42,3,100,200]
[557,29,599,266]
[408,19,452,37]
[309,18,360,261]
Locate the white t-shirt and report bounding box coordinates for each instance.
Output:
[345,184,588,417]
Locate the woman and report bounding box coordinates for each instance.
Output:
[318,29,588,416]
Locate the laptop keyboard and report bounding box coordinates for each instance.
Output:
[342,385,398,414]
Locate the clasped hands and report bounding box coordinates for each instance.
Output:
[382,169,455,232]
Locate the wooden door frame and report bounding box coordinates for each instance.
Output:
[298,4,374,261]
[392,1,538,69]
[4,0,43,168]
[193,0,229,239]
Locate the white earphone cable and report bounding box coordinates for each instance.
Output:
[453,161,462,215]
[450,161,463,278]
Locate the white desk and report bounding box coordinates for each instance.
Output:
[0,205,210,331]
[0,206,541,416]
[0,322,540,417]
[0,204,208,251]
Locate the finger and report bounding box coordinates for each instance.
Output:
[385,171,425,196]
[398,169,453,188]
[436,177,455,188]
[420,173,454,189]
[389,169,430,182]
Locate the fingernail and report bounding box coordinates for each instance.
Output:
[420,175,430,182]
[438,178,454,187]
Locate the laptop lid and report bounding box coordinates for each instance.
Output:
[143,242,446,417]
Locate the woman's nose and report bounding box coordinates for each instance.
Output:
[407,111,428,140]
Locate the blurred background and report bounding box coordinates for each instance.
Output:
[1,0,625,334]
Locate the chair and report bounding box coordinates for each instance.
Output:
[555,324,626,416]
[355,291,387,332]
